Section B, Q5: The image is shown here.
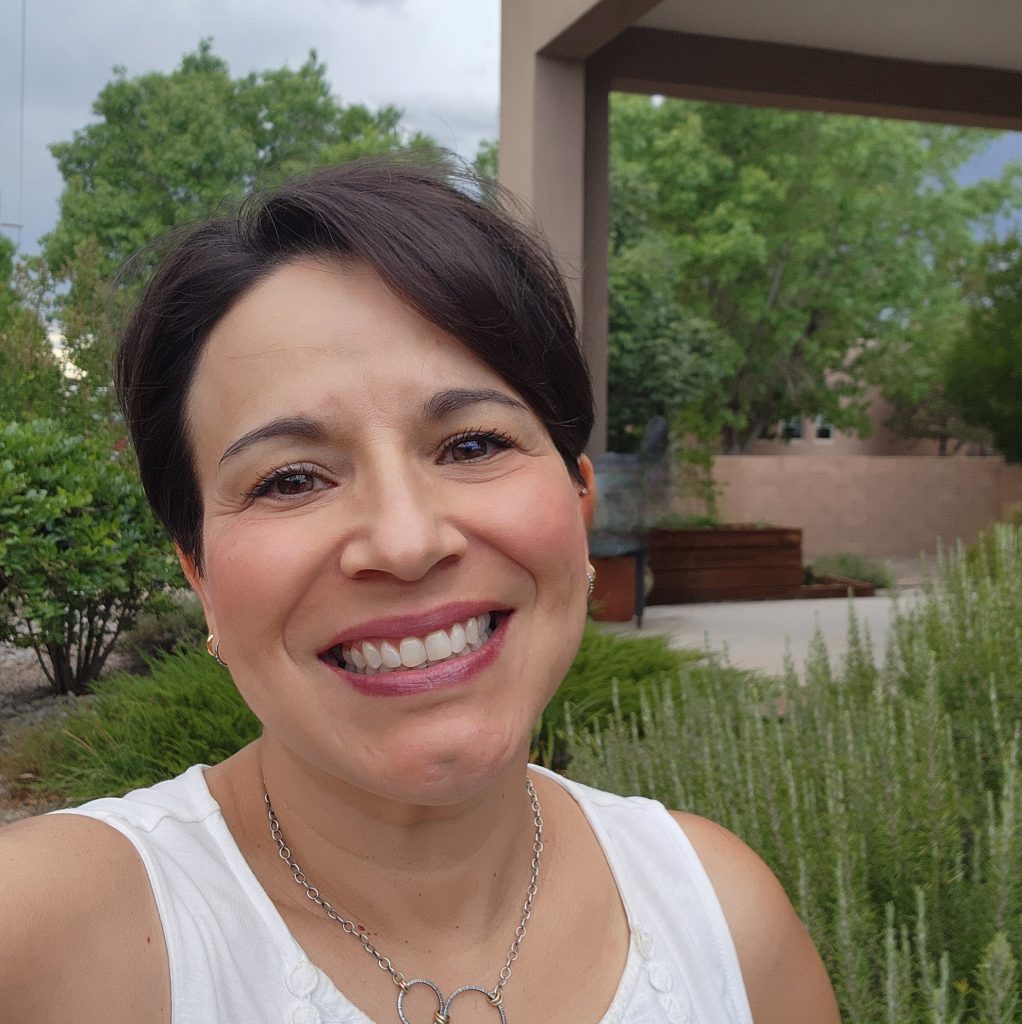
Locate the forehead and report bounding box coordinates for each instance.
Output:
[187,259,515,437]
[198,258,464,370]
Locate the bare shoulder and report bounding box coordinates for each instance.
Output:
[669,811,840,1024]
[0,812,169,1024]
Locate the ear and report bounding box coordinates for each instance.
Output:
[577,455,596,530]
[176,546,217,636]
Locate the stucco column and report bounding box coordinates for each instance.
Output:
[500,7,609,452]
[583,64,610,454]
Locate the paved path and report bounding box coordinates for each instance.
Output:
[601,590,923,677]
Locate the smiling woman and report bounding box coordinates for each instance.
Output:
[0,161,839,1024]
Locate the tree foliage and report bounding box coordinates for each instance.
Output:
[35,41,443,428]
[0,238,63,420]
[43,40,440,280]
[945,237,1022,462]
[608,96,1021,452]
[0,420,182,694]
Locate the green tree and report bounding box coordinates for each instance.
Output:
[44,40,440,280]
[945,236,1022,462]
[609,96,1021,451]
[0,420,183,694]
[472,138,498,182]
[39,41,441,426]
[0,238,63,420]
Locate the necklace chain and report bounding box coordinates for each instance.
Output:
[264,777,543,1019]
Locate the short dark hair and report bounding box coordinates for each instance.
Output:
[116,159,593,571]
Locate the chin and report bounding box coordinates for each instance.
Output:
[376,719,533,807]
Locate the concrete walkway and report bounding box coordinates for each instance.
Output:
[600,590,923,677]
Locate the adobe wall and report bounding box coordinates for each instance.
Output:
[713,456,1022,558]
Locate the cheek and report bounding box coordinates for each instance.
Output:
[202,518,329,644]
[481,472,588,586]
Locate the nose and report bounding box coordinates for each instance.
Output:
[337,463,468,581]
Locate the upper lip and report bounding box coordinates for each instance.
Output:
[319,601,509,650]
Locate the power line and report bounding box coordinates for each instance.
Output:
[16,0,26,249]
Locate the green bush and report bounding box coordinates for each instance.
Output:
[0,420,183,693]
[534,623,708,766]
[1,647,259,802]
[964,510,1022,582]
[121,589,207,667]
[808,551,896,589]
[568,524,1022,1024]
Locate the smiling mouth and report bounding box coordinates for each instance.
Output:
[322,612,501,676]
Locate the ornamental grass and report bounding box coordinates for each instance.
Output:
[567,524,1022,1024]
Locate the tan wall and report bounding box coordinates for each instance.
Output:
[713,455,1022,558]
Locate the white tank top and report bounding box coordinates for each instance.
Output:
[57,765,753,1024]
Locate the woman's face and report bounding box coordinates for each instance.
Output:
[183,259,593,804]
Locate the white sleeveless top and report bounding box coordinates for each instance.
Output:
[57,765,753,1024]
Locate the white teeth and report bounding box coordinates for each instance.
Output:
[425,629,453,662]
[450,622,466,654]
[335,613,501,676]
[400,637,427,668]
[380,640,402,668]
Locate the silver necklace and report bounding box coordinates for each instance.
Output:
[264,777,543,1024]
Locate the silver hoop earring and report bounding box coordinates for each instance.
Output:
[206,634,228,668]
[586,561,596,597]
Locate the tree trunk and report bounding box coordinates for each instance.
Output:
[46,644,75,695]
[720,425,742,455]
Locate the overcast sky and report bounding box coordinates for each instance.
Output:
[1,0,1019,256]
[0,0,500,253]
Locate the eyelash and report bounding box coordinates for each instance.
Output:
[436,427,520,463]
[243,429,520,502]
[244,462,324,502]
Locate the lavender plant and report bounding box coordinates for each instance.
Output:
[568,524,1022,1024]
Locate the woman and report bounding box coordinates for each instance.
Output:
[0,161,839,1024]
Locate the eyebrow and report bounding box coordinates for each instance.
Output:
[218,416,328,466]
[423,387,528,420]
[217,388,528,466]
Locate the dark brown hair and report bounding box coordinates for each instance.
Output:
[116,159,594,571]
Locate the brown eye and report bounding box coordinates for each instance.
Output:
[274,472,319,495]
[248,464,329,501]
[450,437,491,461]
[439,430,518,464]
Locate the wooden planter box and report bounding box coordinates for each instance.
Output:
[800,574,876,599]
[589,554,638,622]
[646,525,804,604]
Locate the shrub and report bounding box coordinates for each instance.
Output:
[1,646,258,803]
[568,524,1022,1024]
[534,623,707,766]
[0,419,183,694]
[121,589,207,668]
[808,551,896,590]
[964,510,1022,582]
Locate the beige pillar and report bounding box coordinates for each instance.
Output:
[583,65,610,454]
[499,1,610,453]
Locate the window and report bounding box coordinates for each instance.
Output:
[814,415,833,441]
[782,416,803,440]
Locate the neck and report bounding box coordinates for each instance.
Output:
[222,738,544,949]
